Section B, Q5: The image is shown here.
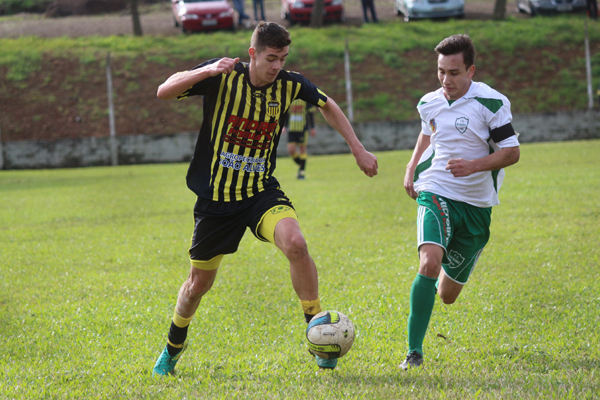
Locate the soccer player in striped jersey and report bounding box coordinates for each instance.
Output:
[282,99,316,179]
[401,34,520,370]
[152,22,378,376]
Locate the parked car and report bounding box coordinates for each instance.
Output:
[394,0,464,21]
[281,0,344,25]
[171,0,235,33]
[516,0,587,16]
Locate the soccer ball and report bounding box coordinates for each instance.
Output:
[306,310,355,359]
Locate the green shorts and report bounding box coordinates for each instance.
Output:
[416,191,491,284]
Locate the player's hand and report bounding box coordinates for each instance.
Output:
[310,128,316,137]
[446,158,476,177]
[209,57,240,76]
[355,149,378,177]
[404,167,418,200]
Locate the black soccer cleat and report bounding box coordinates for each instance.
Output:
[400,351,423,370]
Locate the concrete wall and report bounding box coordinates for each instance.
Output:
[1,110,599,170]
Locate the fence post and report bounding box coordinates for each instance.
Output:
[344,38,354,124]
[106,52,118,166]
[585,19,593,110]
[0,125,4,170]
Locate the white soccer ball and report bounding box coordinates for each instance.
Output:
[306,310,355,359]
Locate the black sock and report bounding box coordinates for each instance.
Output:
[167,321,189,356]
[304,313,316,323]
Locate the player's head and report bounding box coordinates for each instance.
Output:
[249,22,291,86]
[435,34,476,100]
[251,22,291,54]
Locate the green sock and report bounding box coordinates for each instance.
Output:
[407,273,438,356]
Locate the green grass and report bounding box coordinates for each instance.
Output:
[1,141,599,399]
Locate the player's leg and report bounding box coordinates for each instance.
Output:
[296,130,308,179]
[153,259,222,377]
[269,217,338,369]
[256,207,318,316]
[297,144,308,179]
[437,200,491,304]
[288,142,302,167]
[154,200,247,376]
[401,243,443,370]
[253,196,336,369]
[274,218,318,302]
[437,269,464,304]
[401,192,452,370]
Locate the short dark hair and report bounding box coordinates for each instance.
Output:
[251,22,292,53]
[434,34,476,69]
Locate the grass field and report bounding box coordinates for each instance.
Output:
[1,141,599,399]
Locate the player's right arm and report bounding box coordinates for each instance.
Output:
[157,57,239,100]
[404,131,430,200]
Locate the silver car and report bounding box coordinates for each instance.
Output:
[516,0,587,16]
[395,0,465,21]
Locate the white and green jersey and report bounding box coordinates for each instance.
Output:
[414,81,520,208]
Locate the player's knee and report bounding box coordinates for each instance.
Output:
[439,293,457,304]
[280,232,308,260]
[418,258,441,278]
[184,270,217,300]
[417,246,443,278]
[185,277,214,300]
[438,285,460,304]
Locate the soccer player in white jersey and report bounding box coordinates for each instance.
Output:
[401,34,521,370]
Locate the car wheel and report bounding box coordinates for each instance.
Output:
[528,0,538,16]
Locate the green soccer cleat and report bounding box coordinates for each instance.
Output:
[315,355,338,369]
[153,342,188,377]
[308,349,338,370]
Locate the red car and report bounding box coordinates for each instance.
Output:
[171,0,235,33]
[281,0,344,24]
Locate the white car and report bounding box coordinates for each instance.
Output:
[515,0,587,16]
[395,0,465,21]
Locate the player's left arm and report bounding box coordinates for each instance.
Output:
[319,96,378,177]
[446,121,520,177]
[446,145,520,178]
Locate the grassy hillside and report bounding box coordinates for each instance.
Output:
[1,15,600,141]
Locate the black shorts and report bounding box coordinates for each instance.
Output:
[288,130,309,145]
[189,188,295,261]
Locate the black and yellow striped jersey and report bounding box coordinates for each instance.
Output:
[285,99,315,133]
[179,59,328,202]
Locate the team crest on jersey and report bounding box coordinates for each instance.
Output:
[267,99,280,118]
[429,119,437,133]
[455,117,469,134]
